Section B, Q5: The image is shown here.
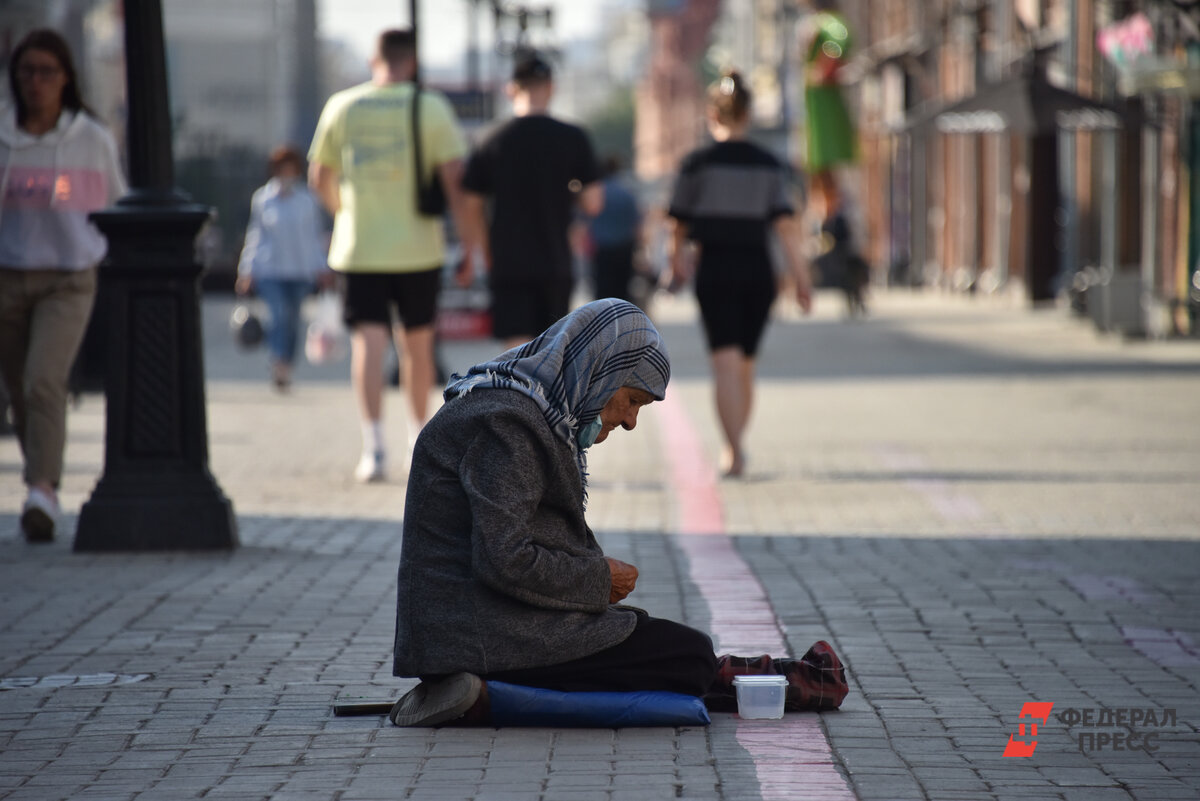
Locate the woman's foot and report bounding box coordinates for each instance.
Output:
[271,362,292,392]
[389,673,483,727]
[721,446,746,479]
[706,643,849,712]
[775,641,849,711]
[21,486,60,543]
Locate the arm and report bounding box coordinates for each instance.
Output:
[606,557,639,603]
[303,193,333,289]
[308,161,340,216]
[666,216,693,290]
[458,190,491,285]
[460,413,614,612]
[436,158,477,287]
[235,193,264,295]
[99,125,129,202]
[578,181,604,218]
[773,214,813,313]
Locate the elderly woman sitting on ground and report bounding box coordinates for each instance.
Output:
[391,299,847,726]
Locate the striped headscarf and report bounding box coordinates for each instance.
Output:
[444,299,671,489]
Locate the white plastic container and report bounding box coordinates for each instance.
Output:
[732,675,787,720]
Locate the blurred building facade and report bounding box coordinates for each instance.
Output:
[848,0,1199,335]
[636,0,721,197]
[633,0,1198,335]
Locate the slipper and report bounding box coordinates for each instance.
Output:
[778,641,848,711]
[389,673,482,727]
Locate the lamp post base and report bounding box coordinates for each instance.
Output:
[75,478,236,552]
[73,202,238,552]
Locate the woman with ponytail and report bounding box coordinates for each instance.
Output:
[666,69,812,478]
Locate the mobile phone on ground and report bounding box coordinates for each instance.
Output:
[332,700,394,716]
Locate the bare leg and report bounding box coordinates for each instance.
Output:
[351,323,389,424]
[711,346,755,477]
[811,169,841,223]
[394,324,436,429]
[350,324,389,481]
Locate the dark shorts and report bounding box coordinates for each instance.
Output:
[694,250,777,356]
[342,267,441,330]
[489,277,573,341]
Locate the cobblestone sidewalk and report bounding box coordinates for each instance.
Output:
[1,290,1198,800]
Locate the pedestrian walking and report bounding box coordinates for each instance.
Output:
[236,145,330,391]
[460,52,603,350]
[802,1,868,318]
[666,69,813,478]
[308,28,469,482]
[388,299,847,726]
[586,155,643,305]
[802,0,857,226]
[0,28,127,542]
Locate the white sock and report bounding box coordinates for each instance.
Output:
[362,420,385,455]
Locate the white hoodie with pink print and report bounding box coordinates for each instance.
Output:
[0,104,127,271]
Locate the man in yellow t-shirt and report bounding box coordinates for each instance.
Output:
[309,28,468,483]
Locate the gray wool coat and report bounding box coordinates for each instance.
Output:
[392,389,638,677]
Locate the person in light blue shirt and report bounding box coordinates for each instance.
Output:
[237,145,330,390]
[586,156,642,303]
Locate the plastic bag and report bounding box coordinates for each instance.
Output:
[230,304,264,350]
[305,291,347,365]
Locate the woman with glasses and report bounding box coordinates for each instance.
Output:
[0,28,127,542]
[666,70,813,478]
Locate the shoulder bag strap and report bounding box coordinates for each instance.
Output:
[411,84,427,192]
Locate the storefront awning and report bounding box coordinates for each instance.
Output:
[908,70,1132,135]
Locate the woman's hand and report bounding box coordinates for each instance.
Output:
[235,276,252,296]
[606,557,639,604]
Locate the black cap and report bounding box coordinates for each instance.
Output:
[512,53,553,84]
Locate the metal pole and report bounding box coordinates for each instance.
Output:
[467,0,481,90]
[122,0,177,201]
[410,0,420,82]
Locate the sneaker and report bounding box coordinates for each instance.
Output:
[354,450,386,483]
[390,673,482,727]
[21,488,59,543]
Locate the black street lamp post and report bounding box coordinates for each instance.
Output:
[74,0,237,551]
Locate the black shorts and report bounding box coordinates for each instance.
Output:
[489,277,573,341]
[342,267,441,330]
[694,249,777,356]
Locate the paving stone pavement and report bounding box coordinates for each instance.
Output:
[1,289,1198,800]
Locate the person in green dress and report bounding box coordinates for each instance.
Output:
[803,0,856,222]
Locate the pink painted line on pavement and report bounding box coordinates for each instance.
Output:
[654,395,855,801]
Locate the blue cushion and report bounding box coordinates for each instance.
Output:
[487,681,711,728]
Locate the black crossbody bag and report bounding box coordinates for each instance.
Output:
[411,85,447,217]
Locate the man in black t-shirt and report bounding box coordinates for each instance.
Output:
[461,54,602,348]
